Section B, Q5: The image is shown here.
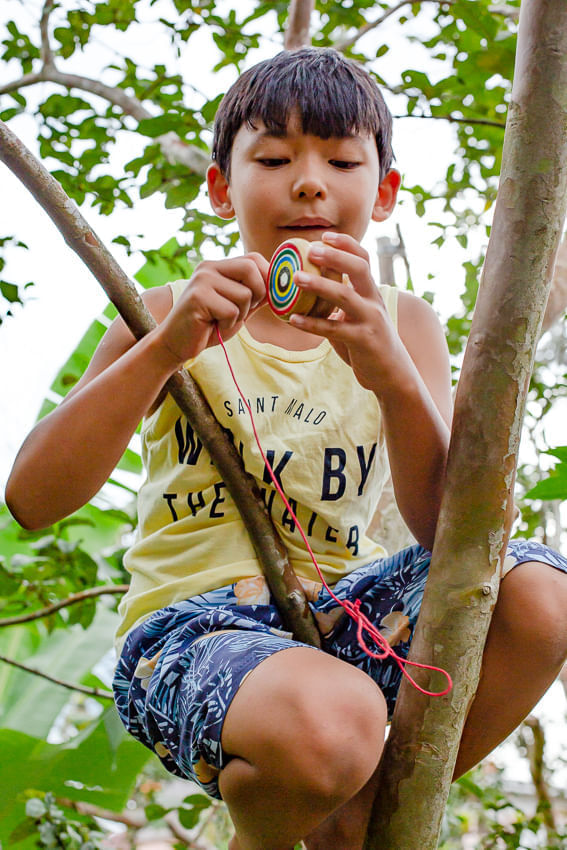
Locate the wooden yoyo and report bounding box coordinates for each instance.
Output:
[266,237,346,322]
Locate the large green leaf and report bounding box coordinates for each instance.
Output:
[0,709,152,846]
[0,607,118,738]
[525,447,567,502]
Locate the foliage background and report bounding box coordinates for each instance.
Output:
[1,1,566,847]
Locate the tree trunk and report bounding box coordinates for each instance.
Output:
[0,119,321,650]
[365,1,567,846]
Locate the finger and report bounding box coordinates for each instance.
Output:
[307,236,376,299]
[288,310,357,343]
[204,289,244,331]
[294,270,367,322]
[210,277,258,322]
[208,256,267,307]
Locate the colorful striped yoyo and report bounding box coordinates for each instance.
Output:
[266,237,344,322]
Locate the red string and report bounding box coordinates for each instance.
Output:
[215,326,452,698]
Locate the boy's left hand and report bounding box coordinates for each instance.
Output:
[289,232,410,398]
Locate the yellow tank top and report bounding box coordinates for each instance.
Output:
[115,280,398,651]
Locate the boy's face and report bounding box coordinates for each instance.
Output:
[207,113,400,262]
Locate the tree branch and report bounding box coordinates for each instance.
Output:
[0,119,321,649]
[0,2,210,178]
[59,796,212,849]
[336,1,518,53]
[0,585,129,627]
[395,112,506,129]
[366,0,567,845]
[0,653,114,699]
[40,0,56,68]
[522,715,557,835]
[284,0,315,49]
[335,0,412,51]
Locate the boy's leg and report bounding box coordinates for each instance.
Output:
[454,560,567,777]
[219,646,388,850]
[304,559,567,850]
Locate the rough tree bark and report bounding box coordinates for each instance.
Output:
[365,1,567,847]
[0,119,321,650]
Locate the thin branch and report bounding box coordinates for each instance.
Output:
[0,9,210,178]
[0,585,129,627]
[0,653,114,699]
[522,715,557,834]
[0,119,321,649]
[58,797,145,829]
[40,0,56,68]
[284,0,315,49]
[59,796,211,849]
[335,0,417,52]
[336,1,518,53]
[488,5,520,19]
[395,112,506,129]
[0,72,47,95]
[164,810,209,848]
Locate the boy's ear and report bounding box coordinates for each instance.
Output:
[207,163,235,220]
[371,169,402,223]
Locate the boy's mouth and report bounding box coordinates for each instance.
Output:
[282,217,334,232]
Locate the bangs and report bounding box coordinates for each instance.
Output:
[244,61,382,142]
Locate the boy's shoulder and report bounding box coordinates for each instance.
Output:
[396,289,443,332]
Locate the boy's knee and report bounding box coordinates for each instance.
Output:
[283,671,387,804]
[221,648,387,807]
[497,562,567,667]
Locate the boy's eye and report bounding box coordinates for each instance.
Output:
[330,160,360,170]
[257,158,289,167]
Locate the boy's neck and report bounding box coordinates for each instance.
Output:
[245,305,325,351]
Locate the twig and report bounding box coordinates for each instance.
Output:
[0,653,114,699]
[0,119,321,649]
[394,112,506,129]
[0,584,129,627]
[60,796,211,849]
[39,0,56,68]
[0,4,209,177]
[336,1,518,53]
[523,715,557,834]
[164,810,209,848]
[58,797,146,828]
[284,0,315,49]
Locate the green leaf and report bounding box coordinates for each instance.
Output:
[144,803,168,821]
[0,608,118,738]
[525,473,567,501]
[137,114,186,138]
[0,711,152,844]
[7,817,39,846]
[177,807,200,829]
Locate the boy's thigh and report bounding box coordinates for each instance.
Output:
[128,627,305,798]
[220,644,387,768]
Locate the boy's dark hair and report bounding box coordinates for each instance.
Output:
[212,48,394,182]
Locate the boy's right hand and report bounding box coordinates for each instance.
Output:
[155,253,268,367]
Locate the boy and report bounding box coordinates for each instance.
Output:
[6,48,567,850]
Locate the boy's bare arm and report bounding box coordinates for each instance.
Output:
[6,285,180,530]
[6,256,267,530]
[289,233,452,551]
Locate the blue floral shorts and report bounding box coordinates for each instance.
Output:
[113,539,567,799]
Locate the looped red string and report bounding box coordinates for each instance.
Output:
[215,325,452,698]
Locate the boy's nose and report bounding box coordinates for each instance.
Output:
[291,170,327,200]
